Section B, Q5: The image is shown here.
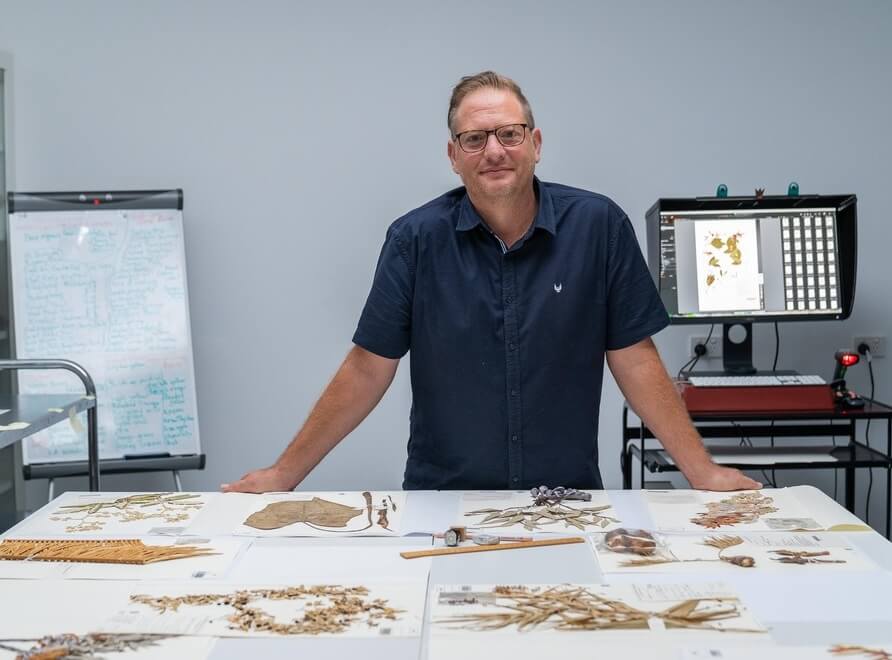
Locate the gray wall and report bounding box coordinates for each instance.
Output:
[0,1,890,525]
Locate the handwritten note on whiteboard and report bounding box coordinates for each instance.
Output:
[9,208,200,463]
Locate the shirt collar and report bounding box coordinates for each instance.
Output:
[456,176,557,237]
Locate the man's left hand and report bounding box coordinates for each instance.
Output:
[686,464,762,491]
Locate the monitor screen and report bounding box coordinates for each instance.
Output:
[645,195,857,324]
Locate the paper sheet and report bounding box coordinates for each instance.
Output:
[459,490,622,535]
[5,492,217,538]
[428,636,687,660]
[0,579,137,637]
[592,532,876,573]
[186,491,407,537]
[429,582,766,639]
[682,643,892,659]
[0,635,216,660]
[645,488,824,533]
[97,579,426,638]
[225,538,432,582]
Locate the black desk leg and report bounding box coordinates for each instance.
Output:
[639,422,646,490]
[845,419,856,514]
[621,406,631,489]
[886,418,891,539]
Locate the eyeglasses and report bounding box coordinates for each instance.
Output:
[453,123,528,153]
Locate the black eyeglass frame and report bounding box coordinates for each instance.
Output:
[452,123,529,153]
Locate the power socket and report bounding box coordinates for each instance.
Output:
[853,336,886,357]
[690,334,722,359]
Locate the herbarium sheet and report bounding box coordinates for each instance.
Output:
[591,530,875,573]
[186,491,407,537]
[0,536,250,581]
[6,491,217,537]
[96,579,426,638]
[428,582,767,640]
[682,643,892,659]
[645,488,825,533]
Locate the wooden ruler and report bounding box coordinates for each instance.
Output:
[400,536,584,559]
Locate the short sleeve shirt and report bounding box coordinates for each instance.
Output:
[353,178,669,490]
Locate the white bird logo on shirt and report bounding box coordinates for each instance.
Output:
[553,282,562,293]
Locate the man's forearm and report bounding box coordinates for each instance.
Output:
[607,340,714,479]
[273,346,399,487]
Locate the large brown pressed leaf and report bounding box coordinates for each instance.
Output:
[244,498,363,530]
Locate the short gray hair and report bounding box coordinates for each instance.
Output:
[447,71,535,135]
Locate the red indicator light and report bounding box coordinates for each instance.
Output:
[840,353,859,367]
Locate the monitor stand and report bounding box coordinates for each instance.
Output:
[688,322,797,377]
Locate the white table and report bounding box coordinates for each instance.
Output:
[2,486,891,659]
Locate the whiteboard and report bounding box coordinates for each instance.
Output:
[8,203,200,463]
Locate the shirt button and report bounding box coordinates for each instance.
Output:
[512,477,519,484]
[505,296,513,304]
[508,343,516,351]
[510,389,517,397]
[511,434,518,443]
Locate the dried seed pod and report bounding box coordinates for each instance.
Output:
[604,529,657,556]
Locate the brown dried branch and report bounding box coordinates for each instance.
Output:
[49,493,203,533]
[437,585,761,633]
[465,503,618,532]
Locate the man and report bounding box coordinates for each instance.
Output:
[223,71,759,494]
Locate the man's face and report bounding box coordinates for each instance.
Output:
[447,88,542,201]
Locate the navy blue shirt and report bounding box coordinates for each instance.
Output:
[353,178,668,490]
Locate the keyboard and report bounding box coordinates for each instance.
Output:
[687,374,827,387]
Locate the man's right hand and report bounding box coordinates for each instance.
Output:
[220,465,296,493]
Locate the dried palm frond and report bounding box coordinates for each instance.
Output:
[131,584,403,635]
[0,539,217,565]
[437,585,762,633]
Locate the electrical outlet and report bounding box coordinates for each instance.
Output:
[690,334,722,359]
[853,336,886,357]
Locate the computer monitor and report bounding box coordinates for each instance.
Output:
[645,194,857,374]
